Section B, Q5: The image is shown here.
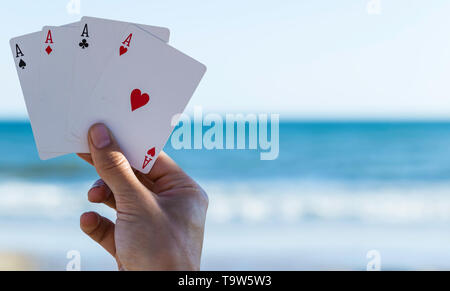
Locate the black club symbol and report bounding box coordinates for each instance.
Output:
[79,39,89,49]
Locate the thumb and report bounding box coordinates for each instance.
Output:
[88,123,142,196]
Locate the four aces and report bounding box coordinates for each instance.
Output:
[9,17,206,174]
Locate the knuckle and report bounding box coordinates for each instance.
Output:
[198,188,209,209]
[96,227,109,244]
[189,185,209,210]
[96,151,130,175]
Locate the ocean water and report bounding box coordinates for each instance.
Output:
[2,120,450,270]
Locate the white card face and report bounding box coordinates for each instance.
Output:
[10,32,64,159]
[78,24,206,173]
[67,17,171,142]
[36,25,83,153]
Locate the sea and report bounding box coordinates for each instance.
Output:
[2,120,450,270]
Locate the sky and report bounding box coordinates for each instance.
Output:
[2,0,450,119]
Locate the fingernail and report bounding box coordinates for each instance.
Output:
[90,124,111,149]
[91,179,105,189]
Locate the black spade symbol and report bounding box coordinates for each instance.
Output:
[79,39,89,49]
[18,59,26,69]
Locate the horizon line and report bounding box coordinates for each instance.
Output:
[4,116,450,123]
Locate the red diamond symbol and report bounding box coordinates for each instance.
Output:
[45,45,52,55]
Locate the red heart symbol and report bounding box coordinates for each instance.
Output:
[147,147,155,157]
[130,89,150,111]
[119,45,128,56]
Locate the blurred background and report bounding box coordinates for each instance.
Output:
[2,0,450,270]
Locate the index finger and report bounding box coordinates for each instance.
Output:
[145,151,184,182]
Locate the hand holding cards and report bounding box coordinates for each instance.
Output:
[10,17,206,173]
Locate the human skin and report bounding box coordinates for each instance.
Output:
[77,123,208,270]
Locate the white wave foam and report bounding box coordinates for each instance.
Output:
[203,180,450,225]
[0,181,100,219]
[2,179,450,224]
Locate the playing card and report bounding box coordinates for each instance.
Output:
[9,32,64,159]
[36,25,83,153]
[40,22,79,153]
[76,24,206,173]
[67,17,171,143]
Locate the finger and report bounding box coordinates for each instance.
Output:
[80,212,116,257]
[145,151,198,194]
[88,179,116,209]
[77,153,93,166]
[146,151,184,182]
[88,123,143,197]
